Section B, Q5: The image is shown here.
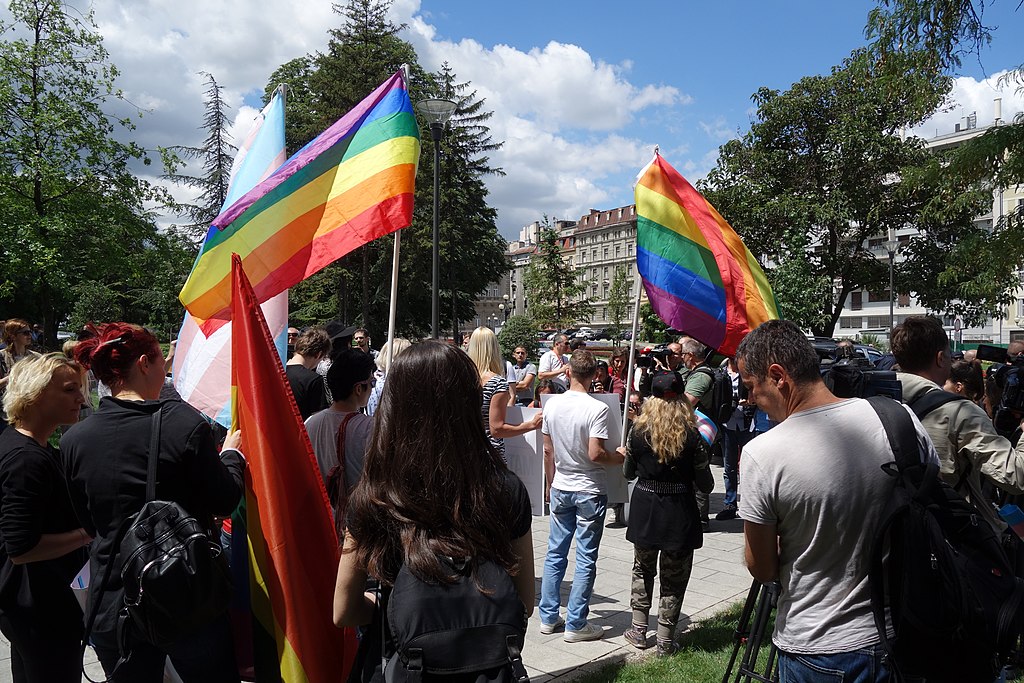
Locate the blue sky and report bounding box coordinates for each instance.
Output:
[8,0,1021,239]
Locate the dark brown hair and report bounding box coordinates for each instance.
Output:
[73,322,160,388]
[345,341,518,586]
[891,315,948,373]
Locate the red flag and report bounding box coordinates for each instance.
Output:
[231,253,356,682]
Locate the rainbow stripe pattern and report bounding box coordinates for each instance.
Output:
[181,70,420,324]
[634,152,779,356]
[231,254,355,682]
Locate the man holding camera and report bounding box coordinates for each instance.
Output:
[892,315,1024,531]
[738,320,936,681]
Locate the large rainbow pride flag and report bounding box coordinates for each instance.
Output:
[231,253,355,682]
[635,152,778,356]
[173,89,289,427]
[181,70,420,325]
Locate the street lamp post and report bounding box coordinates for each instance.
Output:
[502,294,510,322]
[885,228,900,339]
[416,98,458,339]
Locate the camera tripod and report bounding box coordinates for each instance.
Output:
[722,580,781,683]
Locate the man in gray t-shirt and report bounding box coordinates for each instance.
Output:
[736,321,935,681]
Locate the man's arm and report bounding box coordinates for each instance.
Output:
[955,402,1024,495]
[515,370,537,392]
[537,354,564,381]
[743,520,780,583]
[587,437,624,465]
[543,433,555,502]
[684,369,713,407]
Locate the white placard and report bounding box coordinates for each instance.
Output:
[503,406,545,516]
[539,391,628,506]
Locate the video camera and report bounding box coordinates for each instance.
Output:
[822,355,903,401]
[978,345,1024,437]
[635,344,670,369]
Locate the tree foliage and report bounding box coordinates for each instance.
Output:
[700,49,1010,334]
[264,0,508,342]
[606,265,630,345]
[866,0,1024,189]
[497,315,538,363]
[523,222,593,329]
[161,72,237,242]
[0,0,185,344]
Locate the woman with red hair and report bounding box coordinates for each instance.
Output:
[61,323,245,682]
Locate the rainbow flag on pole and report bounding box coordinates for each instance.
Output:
[634,151,778,356]
[181,70,420,325]
[173,90,289,426]
[231,253,354,682]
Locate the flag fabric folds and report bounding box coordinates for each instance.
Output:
[634,152,779,356]
[181,70,421,325]
[231,253,354,682]
[173,90,289,426]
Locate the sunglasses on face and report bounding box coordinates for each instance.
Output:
[355,376,376,388]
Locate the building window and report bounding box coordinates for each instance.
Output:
[603,248,609,259]
[592,267,598,279]
[603,267,609,278]
[615,245,621,258]
[592,249,597,260]
[601,307,606,320]
[867,316,888,328]
[898,293,910,307]
[627,243,633,256]
[603,284,610,297]
[840,317,862,329]
[592,285,598,296]
[580,252,585,263]
[868,290,891,303]
[1017,299,1024,319]
[851,291,862,310]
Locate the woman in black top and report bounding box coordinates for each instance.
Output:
[622,371,714,657]
[334,342,535,680]
[0,353,91,682]
[61,323,245,683]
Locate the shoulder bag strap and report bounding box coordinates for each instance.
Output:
[81,407,163,681]
[145,407,162,502]
[334,413,358,478]
[908,389,969,421]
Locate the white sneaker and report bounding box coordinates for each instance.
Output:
[539,616,564,635]
[564,622,604,642]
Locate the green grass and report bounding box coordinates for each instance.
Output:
[573,602,777,683]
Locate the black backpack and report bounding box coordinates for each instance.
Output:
[867,396,1024,682]
[693,365,734,425]
[382,557,528,683]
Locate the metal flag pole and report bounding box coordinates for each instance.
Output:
[621,278,644,447]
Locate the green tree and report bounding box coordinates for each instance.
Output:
[606,265,630,345]
[866,1,1024,191]
[701,49,1002,335]
[523,222,593,329]
[497,315,538,363]
[638,302,669,344]
[0,0,172,345]
[162,72,237,241]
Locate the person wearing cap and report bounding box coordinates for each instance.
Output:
[622,370,714,656]
[538,349,625,643]
[317,323,359,402]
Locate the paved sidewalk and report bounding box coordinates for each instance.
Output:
[0,467,747,682]
[521,464,750,682]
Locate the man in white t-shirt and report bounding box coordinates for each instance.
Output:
[538,349,625,643]
[736,320,936,681]
[538,335,570,390]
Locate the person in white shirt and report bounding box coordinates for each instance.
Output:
[538,335,570,391]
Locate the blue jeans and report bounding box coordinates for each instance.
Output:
[540,488,607,631]
[778,644,891,683]
[721,428,748,508]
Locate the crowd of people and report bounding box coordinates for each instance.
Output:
[0,314,1022,682]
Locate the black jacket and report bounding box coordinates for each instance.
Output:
[61,397,245,636]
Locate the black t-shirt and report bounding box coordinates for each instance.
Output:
[0,429,86,624]
[287,364,329,420]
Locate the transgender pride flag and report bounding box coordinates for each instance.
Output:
[173,89,289,426]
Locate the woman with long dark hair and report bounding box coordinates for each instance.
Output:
[61,323,245,682]
[621,371,714,657]
[0,354,90,682]
[334,342,535,672]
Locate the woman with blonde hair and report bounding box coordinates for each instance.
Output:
[366,337,411,417]
[467,327,541,461]
[622,371,714,657]
[0,353,90,682]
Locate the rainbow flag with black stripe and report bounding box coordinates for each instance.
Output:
[635,152,778,356]
[231,253,356,682]
[181,70,420,326]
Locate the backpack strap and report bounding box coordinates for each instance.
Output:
[145,406,162,502]
[867,396,925,475]
[908,389,969,421]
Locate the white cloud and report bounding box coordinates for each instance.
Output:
[911,71,1024,139]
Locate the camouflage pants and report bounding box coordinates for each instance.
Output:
[630,545,694,642]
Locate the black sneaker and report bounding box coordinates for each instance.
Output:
[715,505,738,521]
[656,640,678,657]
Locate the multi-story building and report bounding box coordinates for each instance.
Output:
[835,102,1024,346]
[572,206,644,326]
